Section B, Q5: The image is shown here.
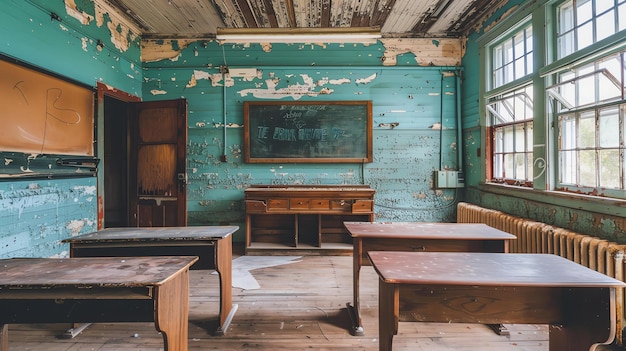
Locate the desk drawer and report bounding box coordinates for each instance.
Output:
[352,200,373,213]
[290,198,310,210]
[330,200,352,211]
[310,199,330,210]
[267,199,289,210]
[245,200,267,212]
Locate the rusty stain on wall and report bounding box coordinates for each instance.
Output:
[380,38,463,66]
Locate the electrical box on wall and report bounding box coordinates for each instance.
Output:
[433,170,465,189]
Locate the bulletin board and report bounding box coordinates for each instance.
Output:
[0,56,95,156]
[244,100,373,163]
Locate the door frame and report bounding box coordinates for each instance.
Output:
[96,83,140,229]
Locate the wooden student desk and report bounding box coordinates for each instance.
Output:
[0,256,197,351]
[369,251,626,351]
[343,221,517,335]
[62,225,238,335]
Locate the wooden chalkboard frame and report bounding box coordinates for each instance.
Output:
[244,100,373,163]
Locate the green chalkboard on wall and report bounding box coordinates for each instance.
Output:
[244,100,372,163]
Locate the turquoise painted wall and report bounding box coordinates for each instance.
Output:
[0,0,465,256]
[460,0,626,242]
[0,0,142,258]
[143,41,463,239]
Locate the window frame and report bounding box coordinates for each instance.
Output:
[547,0,626,199]
[483,18,536,187]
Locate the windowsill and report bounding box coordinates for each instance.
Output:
[476,182,626,218]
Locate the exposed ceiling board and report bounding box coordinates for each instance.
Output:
[94,0,507,39]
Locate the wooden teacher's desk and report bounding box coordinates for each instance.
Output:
[343,221,517,335]
[369,251,626,351]
[62,226,238,335]
[0,256,197,351]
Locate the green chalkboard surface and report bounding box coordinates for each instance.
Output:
[244,101,372,163]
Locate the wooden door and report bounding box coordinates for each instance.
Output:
[129,99,187,227]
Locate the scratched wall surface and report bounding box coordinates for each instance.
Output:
[143,41,463,234]
[0,0,142,257]
[460,0,626,243]
[0,178,98,258]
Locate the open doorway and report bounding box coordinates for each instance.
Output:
[103,95,130,227]
[98,83,188,228]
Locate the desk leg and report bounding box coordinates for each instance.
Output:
[379,279,398,351]
[549,287,616,351]
[348,239,364,336]
[61,323,92,339]
[214,235,237,336]
[1,324,7,351]
[154,269,190,351]
[487,323,510,336]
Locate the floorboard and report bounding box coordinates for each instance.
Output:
[3,253,623,350]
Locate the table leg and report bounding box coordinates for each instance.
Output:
[214,235,237,336]
[154,269,190,351]
[1,324,8,351]
[549,287,616,351]
[379,279,398,351]
[348,239,364,336]
[61,323,92,339]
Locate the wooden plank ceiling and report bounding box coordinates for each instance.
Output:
[98,0,507,39]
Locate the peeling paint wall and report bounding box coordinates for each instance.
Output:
[0,179,97,258]
[0,0,142,257]
[143,40,463,235]
[1,0,143,96]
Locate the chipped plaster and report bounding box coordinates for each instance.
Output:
[64,0,94,25]
[380,38,463,66]
[141,39,198,62]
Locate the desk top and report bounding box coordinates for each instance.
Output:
[0,256,198,289]
[344,222,516,240]
[62,226,238,244]
[368,251,626,288]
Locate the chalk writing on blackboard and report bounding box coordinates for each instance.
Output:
[244,101,372,163]
[0,57,94,156]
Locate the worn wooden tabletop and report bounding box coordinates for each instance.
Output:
[368,251,626,287]
[0,256,198,288]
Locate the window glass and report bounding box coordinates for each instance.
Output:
[491,25,533,88]
[557,0,626,58]
[489,84,534,184]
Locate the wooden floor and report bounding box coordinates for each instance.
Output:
[4,251,623,350]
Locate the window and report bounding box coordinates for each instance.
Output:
[489,85,534,184]
[480,0,626,199]
[551,51,626,193]
[492,26,534,88]
[550,0,626,196]
[486,23,534,186]
[557,0,626,59]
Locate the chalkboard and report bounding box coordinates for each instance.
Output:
[0,56,95,156]
[244,101,372,163]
